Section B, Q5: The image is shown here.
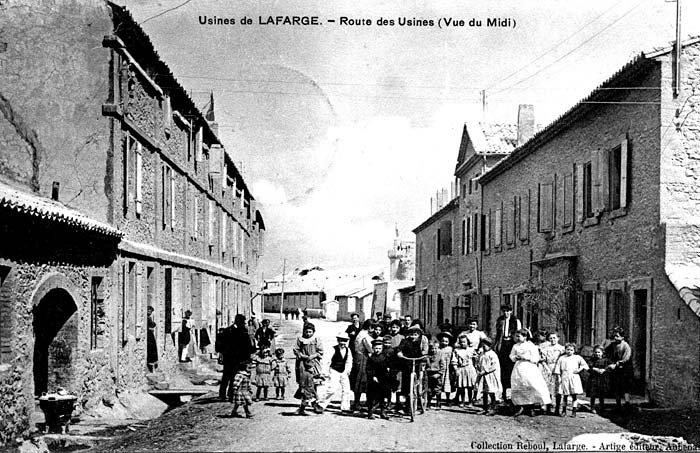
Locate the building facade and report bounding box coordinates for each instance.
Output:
[0,1,264,442]
[413,40,700,407]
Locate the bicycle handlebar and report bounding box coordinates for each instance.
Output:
[400,355,429,361]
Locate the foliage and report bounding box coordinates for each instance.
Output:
[520,275,578,334]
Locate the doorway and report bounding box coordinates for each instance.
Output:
[33,288,78,396]
[632,289,648,394]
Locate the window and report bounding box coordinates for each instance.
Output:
[506,197,516,245]
[482,212,490,252]
[193,195,200,239]
[438,220,453,257]
[518,191,530,241]
[468,180,473,195]
[576,291,595,346]
[481,295,492,335]
[583,162,593,218]
[609,137,629,210]
[462,183,467,199]
[135,142,143,216]
[90,277,105,350]
[606,290,629,336]
[538,182,553,232]
[437,295,444,324]
[480,214,487,251]
[466,217,471,254]
[562,173,574,227]
[494,206,502,249]
[162,165,172,229]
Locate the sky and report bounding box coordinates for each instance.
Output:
[119,0,699,279]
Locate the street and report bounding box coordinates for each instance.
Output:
[88,318,629,452]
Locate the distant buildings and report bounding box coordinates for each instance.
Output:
[0,2,263,442]
[412,38,700,408]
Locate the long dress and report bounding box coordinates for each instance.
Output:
[452,347,478,387]
[510,341,552,406]
[477,350,502,396]
[255,356,274,387]
[539,343,565,396]
[586,357,610,398]
[554,354,589,395]
[293,335,324,402]
[352,330,373,394]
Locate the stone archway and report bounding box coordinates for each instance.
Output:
[32,286,79,396]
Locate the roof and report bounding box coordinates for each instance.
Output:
[412,196,459,234]
[479,36,700,185]
[454,123,517,175]
[666,263,700,318]
[263,265,384,296]
[0,183,122,238]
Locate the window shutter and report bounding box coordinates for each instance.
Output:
[591,149,600,213]
[124,135,130,215]
[208,200,215,245]
[473,213,479,252]
[135,143,143,215]
[599,149,609,212]
[466,217,471,254]
[195,127,203,161]
[193,196,199,237]
[494,205,502,248]
[222,212,227,251]
[539,183,553,232]
[170,173,176,229]
[163,95,171,129]
[620,135,628,208]
[576,164,584,222]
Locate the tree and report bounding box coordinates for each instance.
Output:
[520,275,578,337]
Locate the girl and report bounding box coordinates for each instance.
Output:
[587,345,610,414]
[539,332,565,414]
[272,348,291,400]
[253,348,274,401]
[452,334,478,406]
[553,343,588,417]
[477,338,501,415]
[509,329,551,416]
[293,322,324,415]
[230,361,254,418]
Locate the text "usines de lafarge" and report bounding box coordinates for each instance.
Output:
[197,16,516,28]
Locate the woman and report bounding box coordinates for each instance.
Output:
[293,322,324,414]
[509,328,551,416]
[351,319,374,412]
[147,306,158,372]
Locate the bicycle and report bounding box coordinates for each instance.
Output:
[402,356,428,422]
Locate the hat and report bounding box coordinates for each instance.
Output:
[336,332,350,341]
[437,331,453,340]
[407,324,422,333]
[371,339,385,346]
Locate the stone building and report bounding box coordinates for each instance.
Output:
[413,120,521,333]
[413,38,700,407]
[0,1,264,442]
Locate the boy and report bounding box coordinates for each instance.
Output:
[366,339,391,420]
[317,332,353,413]
[397,324,429,414]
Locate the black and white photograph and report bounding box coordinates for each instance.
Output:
[1,0,699,451]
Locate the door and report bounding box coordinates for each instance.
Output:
[632,289,647,394]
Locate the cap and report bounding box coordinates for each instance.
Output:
[336,332,350,341]
[371,339,385,346]
[437,331,453,340]
[407,324,422,333]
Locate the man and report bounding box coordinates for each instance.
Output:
[255,318,276,353]
[400,314,412,336]
[178,310,194,362]
[493,305,521,401]
[219,314,256,401]
[366,339,391,420]
[317,332,354,413]
[345,313,362,355]
[438,318,455,336]
[605,326,633,411]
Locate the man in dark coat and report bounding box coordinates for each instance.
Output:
[493,305,521,401]
[255,318,276,352]
[219,314,256,401]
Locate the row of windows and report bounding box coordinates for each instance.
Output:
[432,136,631,259]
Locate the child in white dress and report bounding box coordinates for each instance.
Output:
[553,343,589,417]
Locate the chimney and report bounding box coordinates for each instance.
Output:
[517,104,535,146]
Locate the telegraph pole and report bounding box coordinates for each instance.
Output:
[279,258,286,321]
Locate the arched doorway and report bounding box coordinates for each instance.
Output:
[33,288,78,396]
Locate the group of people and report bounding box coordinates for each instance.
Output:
[216,307,634,421]
[282,307,304,320]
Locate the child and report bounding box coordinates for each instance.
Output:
[272,348,291,400]
[426,338,449,410]
[540,332,565,414]
[230,361,254,418]
[253,348,274,401]
[553,343,589,417]
[587,345,610,414]
[366,339,391,420]
[397,324,429,414]
[293,322,324,415]
[510,329,551,417]
[476,338,501,415]
[452,334,478,406]
[436,332,453,407]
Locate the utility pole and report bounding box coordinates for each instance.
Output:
[675,0,682,97]
[279,258,286,321]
